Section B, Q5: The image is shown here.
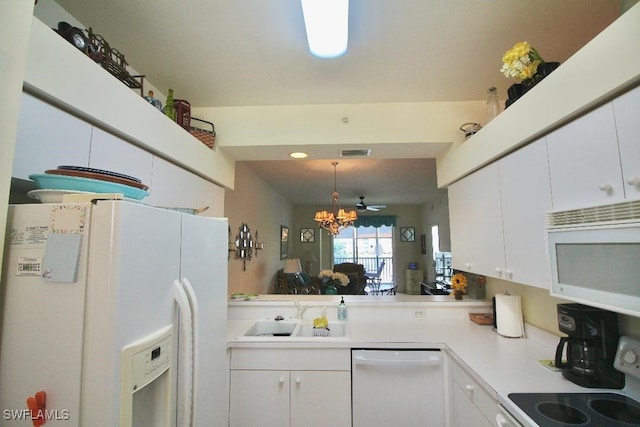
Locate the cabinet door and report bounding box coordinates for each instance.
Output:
[499,139,553,288]
[88,127,153,187]
[613,85,640,201]
[448,164,504,277]
[147,156,199,207]
[12,92,92,180]
[405,269,423,294]
[448,175,473,271]
[546,103,625,210]
[451,383,494,427]
[229,370,289,427]
[290,371,351,427]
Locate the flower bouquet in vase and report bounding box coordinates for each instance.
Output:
[501,41,559,107]
[318,270,349,295]
[451,273,468,300]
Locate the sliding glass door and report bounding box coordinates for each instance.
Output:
[333,225,393,284]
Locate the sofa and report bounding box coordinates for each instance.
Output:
[333,263,367,295]
[274,270,321,294]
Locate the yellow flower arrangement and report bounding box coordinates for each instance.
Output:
[451,273,468,291]
[500,41,544,80]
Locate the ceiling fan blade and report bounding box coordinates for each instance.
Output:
[367,206,380,211]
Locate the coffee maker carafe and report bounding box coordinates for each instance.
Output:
[554,303,624,389]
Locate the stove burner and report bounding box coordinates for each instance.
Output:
[537,402,588,424]
[590,398,640,424]
[509,393,640,426]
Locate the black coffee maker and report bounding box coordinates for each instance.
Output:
[554,303,624,389]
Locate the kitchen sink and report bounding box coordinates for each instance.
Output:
[237,319,349,339]
[296,321,348,338]
[240,319,298,337]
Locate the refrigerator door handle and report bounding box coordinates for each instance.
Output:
[180,277,199,422]
[174,280,194,427]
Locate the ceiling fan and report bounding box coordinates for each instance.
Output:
[356,196,387,212]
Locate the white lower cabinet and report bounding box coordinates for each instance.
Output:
[229,348,351,427]
[447,353,498,427]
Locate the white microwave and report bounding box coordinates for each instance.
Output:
[546,200,640,317]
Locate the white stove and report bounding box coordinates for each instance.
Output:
[498,335,640,427]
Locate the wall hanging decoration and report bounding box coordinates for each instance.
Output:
[501,41,559,108]
[300,228,315,243]
[228,223,263,271]
[400,227,415,242]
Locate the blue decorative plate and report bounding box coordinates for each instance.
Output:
[29,174,149,200]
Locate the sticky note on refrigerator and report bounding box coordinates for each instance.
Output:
[41,233,82,282]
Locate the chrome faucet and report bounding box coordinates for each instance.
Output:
[294,301,311,319]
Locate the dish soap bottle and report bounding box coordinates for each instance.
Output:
[338,297,347,321]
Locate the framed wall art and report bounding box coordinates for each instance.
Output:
[280,225,289,259]
[300,228,315,243]
[400,227,415,242]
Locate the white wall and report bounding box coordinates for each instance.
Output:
[225,162,293,295]
[1,2,36,272]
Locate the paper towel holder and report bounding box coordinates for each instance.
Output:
[492,293,526,338]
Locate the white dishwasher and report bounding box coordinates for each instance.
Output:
[352,349,444,427]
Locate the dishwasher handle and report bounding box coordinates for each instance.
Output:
[353,354,441,367]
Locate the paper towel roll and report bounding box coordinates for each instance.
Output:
[495,294,525,338]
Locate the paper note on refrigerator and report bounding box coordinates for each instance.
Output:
[42,233,83,282]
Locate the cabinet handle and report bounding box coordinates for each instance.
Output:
[295,377,301,385]
[465,263,472,270]
[465,384,474,394]
[599,184,613,193]
[505,269,513,279]
[495,267,503,276]
[628,177,640,186]
[279,377,285,385]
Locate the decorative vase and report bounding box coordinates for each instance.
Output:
[325,284,337,295]
[505,61,560,108]
[454,290,463,300]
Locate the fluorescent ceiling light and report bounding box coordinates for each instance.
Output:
[301,0,349,58]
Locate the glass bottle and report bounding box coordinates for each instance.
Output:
[486,86,500,123]
[164,88,177,121]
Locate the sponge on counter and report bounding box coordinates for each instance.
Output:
[313,317,328,328]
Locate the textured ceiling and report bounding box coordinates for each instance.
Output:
[48,0,621,205]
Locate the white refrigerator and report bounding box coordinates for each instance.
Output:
[0,200,229,426]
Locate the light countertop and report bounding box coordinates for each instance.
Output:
[228,315,640,426]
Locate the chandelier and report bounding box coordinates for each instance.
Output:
[313,161,357,235]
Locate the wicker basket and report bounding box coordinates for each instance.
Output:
[189,116,216,149]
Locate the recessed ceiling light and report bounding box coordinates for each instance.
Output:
[289,152,308,159]
[301,0,349,59]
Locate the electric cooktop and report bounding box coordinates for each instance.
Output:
[509,393,640,426]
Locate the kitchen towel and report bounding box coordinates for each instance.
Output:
[495,294,525,338]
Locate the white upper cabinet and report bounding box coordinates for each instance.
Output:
[546,103,625,210]
[12,92,92,180]
[449,138,552,288]
[499,138,553,288]
[88,127,153,188]
[448,163,504,277]
[612,85,640,201]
